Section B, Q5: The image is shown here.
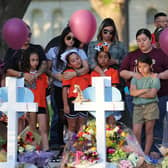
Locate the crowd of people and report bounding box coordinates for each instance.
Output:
[1,12,168,161]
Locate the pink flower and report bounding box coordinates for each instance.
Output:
[119,160,133,168]
[107,148,115,154]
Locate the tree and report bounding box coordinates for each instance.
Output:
[90,0,129,47]
[0,0,31,60]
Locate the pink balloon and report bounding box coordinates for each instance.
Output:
[2,18,28,50]
[69,10,97,43]
[159,28,168,55]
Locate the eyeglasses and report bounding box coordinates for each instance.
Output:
[103,29,113,35]
[66,36,75,41]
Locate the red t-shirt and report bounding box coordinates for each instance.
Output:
[62,69,90,98]
[120,48,168,97]
[30,73,48,107]
[91,67,120,85]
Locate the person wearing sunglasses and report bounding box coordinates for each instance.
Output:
[46,26,89,157]
[87,18,127,76]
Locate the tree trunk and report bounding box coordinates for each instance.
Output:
[90,0,129,48]
[0,0,31,60]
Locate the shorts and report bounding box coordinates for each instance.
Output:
[64,98,88,119]
[133,102,159,124]
[37,107,47,114]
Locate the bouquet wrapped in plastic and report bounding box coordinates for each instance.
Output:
[17,126,54,167]
[18,126,41,153]
[18,151,54,167]
[61,120,145,168]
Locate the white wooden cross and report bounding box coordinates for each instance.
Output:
[0,77,38,168]
[74,77,124,167]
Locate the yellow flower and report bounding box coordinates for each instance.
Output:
[121,132,127,137]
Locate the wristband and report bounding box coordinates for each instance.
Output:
[18,72,24,78]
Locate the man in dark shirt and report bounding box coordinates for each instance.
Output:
[4,25,47,134]
[4,26,47,84]
[152,12,168,44]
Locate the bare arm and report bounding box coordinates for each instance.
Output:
[63,59,89,80]
[130,84,148,97]
[73,60,89,76]
[6,69,21,77]
[46,60,63,81]
[120,70,142,80]
[120,70,134,80]
[35,60,48,78]
[62,87,70,114]
[139,88,158,98]
[158,70,168,80]
[93,65,105,76]
[6,69,34,83]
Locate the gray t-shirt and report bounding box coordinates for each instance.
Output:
[131,76,160,105]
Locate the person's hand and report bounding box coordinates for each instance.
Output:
[110,58,118,65]
[132,72,142,79]
[24,73,34,84]
[56,73,63,81]
[52,73,63,81]
[63,71,76,80]
[100,71,106,76]
[151,73,158,78]
[64,105,70,114]
[155,73,162,79]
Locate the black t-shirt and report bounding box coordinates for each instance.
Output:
[4,43,46,72]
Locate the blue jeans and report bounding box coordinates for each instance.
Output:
[125,95,134,127]
[49,86,64,148]
[154,96,168,144]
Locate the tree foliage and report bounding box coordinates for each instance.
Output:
[0,0,31,59]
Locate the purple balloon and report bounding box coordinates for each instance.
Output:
[159,28,168,55]
[2,18,28,50]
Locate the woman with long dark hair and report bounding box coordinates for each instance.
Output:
[87,18,127,75]
[46,26,88,155]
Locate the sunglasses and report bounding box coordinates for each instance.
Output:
[28,32,32,38]
[103,29,113,35]
[66,36,75,41]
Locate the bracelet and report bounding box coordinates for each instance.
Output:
[75,70,80,77]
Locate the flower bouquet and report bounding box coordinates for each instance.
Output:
[18,126,41,153]
[61,120,145,168]
[17,126,54,167]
